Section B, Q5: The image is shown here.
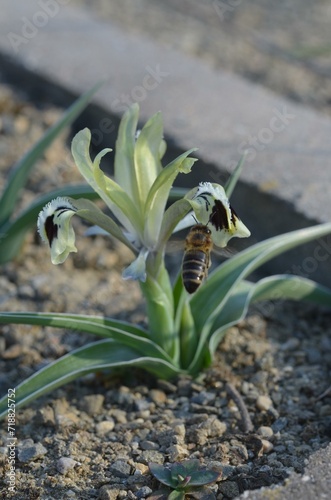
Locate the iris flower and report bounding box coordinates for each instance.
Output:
[38,104,250,284]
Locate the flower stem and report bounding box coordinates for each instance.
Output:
[140,257,176,358]
[179,298,198,369]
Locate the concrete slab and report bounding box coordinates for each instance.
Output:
[0,0,331,286]
[240,443,331,500]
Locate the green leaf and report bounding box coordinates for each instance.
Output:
[0,83,101,227]
[224,155,245,199]
[72,198,136,251]
[140,270,176,356]
[168,187,189,201]
[0,185,98,265]
[158,198,194,250]
[0,339,180,418]
[134,111,164,205]
[250,274,331,305]
[173,271,185,316]
[205,281,255,370]
[188,223,331,373]
[143,149,197,248]
[149,460,221,492]
[193,223,331,331]
[179,299,198,370]
[114,103,139,203]
[71,128,142,234]
[169,460,220,487]
[172,272,196,366]
[149,463,175,488]
[208,275,331,367]
[168,491,186,500]
[0,311,174,362]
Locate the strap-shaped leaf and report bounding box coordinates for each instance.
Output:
[0,84,101,226]
[0,339,180,419]
[0,311,173,362]
[224,155,246,199]
[114,103,139,204]
[195,275,331,374]
[72,198,136,251]
[192,223,331,332]
[134,111,164,205]
[190,281,252,374]
[72,128,142,235]
[158,198,193,250]
[188,223,331,373]
[143,149,197,247]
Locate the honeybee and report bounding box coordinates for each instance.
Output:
[182,224,213,294]
[180,182,251,293]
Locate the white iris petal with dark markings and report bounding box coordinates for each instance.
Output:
[37,198,78,265]
[188,182,251,247]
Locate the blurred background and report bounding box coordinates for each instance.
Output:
[71,0,331,117]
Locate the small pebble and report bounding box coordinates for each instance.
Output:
[140,440,159,451]
[218,481,240,498]
[191,391,216,405]
[109,409,127,423]
[166,444,189,461]
[306,347,322,364]
[139,450,164,464]
[273,445,286,453]
[135,486,153,498]
[98,486,122,500]
[56,457,80,475]
[318,405,331,417]
[134,399,150,412]
[18,442,47,462]
[261,439,274,454]
[134,463,149,475]
[64,490,77,498]
[96,419,115,436]
[109,460,131,478]
[259,465,272,473]
[280,338,300,351]
[149,389,167,404]
[157,380,177,393]
[14,115,30,133]
[2,344,23,359]
[35,406,56,426]
[257,426,274,438]
[55,411,80,427]
[204,417,227,438]
[17,284,35,299]
[272,417,288,432]
[256,395,273,411]
[79,394,105,415]
[174,423,186,437]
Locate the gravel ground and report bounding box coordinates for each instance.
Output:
[1,1,331,498]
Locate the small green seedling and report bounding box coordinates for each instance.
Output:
[149,460,222,499]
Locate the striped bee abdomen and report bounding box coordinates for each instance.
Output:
[181,224,213,294]
[182,249,210,294]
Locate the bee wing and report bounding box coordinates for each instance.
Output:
[212,246,237,258]
[165,239,185,255]
[166,237,237,259]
